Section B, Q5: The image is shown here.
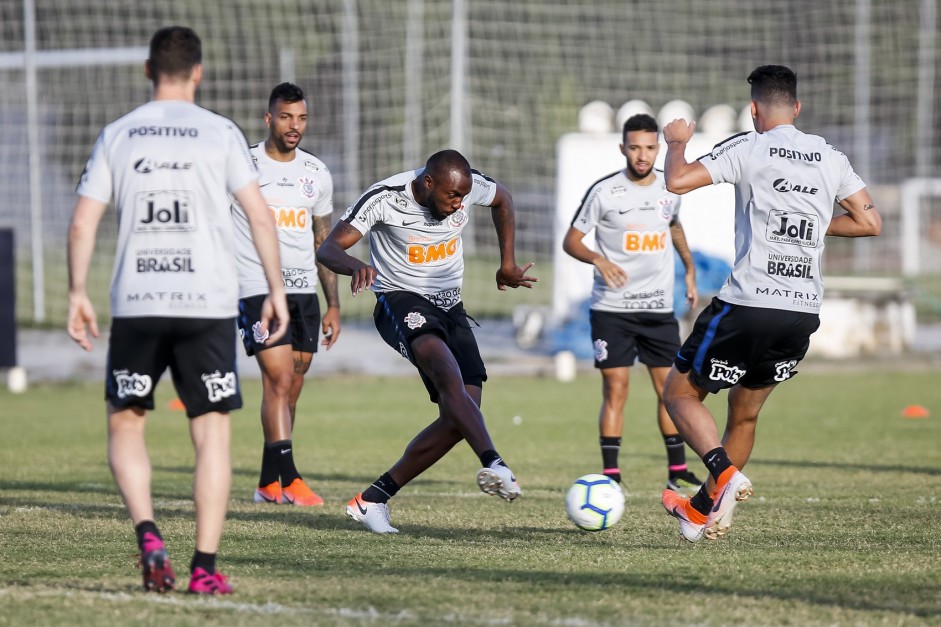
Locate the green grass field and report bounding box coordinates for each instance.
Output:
[1,369,939,626]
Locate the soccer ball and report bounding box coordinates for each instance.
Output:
[565,474,625,531]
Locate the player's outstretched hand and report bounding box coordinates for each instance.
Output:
[496,262,538,291]
[67,292,98,352]
[351,265,377,297]
[592,257,628,289]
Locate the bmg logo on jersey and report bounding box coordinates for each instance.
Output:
[766,209,819,247]
[135,190,195,233]
[622,230,667,253]
[113,369,153,399]
[202,370,237,403]
[407,237,460,264]
[708,359,745,385]
[270,206,308,230]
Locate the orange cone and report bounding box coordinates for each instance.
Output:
[901,405,930,419]
[167,398,186,411]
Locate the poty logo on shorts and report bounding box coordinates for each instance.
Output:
[774,359,798,382]
[202,371,237,403]
[593,339,609,362]
[709,359,746,384]
[251,321,270,343]
[113,370,153,399]
[404,312,426,329]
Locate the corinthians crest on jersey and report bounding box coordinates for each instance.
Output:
[340,168,498,310]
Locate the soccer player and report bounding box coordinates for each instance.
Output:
[317,149,537,533]
[562,113,703,494]
[659,65,882,542]
[233,82,339,508]
[66,26,289,594]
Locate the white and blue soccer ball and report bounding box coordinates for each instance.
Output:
[565,474,625,531]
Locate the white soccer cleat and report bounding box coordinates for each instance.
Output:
[476,465,521,502]
[346,493,399,534]
[705,468,753,540]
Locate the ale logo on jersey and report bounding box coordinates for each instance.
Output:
[135,190,195,232]
[270,206,308,230]
[766,209,819,247]
[622,230,667,253]
[407,237,460,265]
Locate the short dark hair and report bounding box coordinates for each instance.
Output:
[147,26,201,84]
[424,149,471,180]
[622,113,658,141]
[268,82,305,111]
[747,65,797,106]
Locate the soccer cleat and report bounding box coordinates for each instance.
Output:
[661,489,707,543]
[253,481,283,504]
[187,567,233,595]
[346,493,399,534]
[476,464,521,502]
[705,467,752,540]
[280,478,324,507]
[138,532,175,593]
[666,469,705,496]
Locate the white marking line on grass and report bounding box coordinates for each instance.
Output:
[0,586,614,626]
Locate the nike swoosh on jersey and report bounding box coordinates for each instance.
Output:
[402,220,420,226]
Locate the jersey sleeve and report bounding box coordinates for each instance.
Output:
[469,170,499,206]
[75,131,112,203]
[833,150,866,201]
[224,122,259,194]
[340,186,391,235]
[312,167,335,217]
[699,132,753,186]
[569,184,603,234]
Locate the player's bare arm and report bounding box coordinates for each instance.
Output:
[234,181,289,343]
[670,220,699,308]
[66,195,108,351]
[562,226,627,289]
[317,221,377,296]
[313,213,341,349]
[662,119,712,195]
[489,181,537,290]
[827,188,883,237]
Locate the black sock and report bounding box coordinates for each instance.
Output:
[134,520,161,548]
[269,439,301,487]
[702,446,733,481]
[191,550,216,575]
[259,442,280,487]
[600,436,621,478]
[690,485,714,516]
[362,472,400,504]
[664,434,688,476]
[478,449,505,469]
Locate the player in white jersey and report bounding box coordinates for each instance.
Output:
[67,26,289,594]
[658,65,882,542]
[232,82,339,508]
[563,113,703,495]
[317,149,537,533]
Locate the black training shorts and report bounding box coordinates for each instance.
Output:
[373,290,487,402]
[589,309,680,369]
[106,316,242,418]
[237,293,321,356]
[675,297,820,394]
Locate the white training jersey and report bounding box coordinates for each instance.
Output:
[339,168,498,311]
[699,125,865,314]
[570,169,681,313]
[232,145,334,298]
[76,100,258,318]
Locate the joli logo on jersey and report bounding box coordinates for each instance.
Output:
[766,210,819,247]
[135,190,195,233]
[407,237,459,264]
[622,230,667,253]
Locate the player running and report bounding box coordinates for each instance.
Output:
[232,82,339,508]
[659,65,882,542]
[317,149,537,533]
